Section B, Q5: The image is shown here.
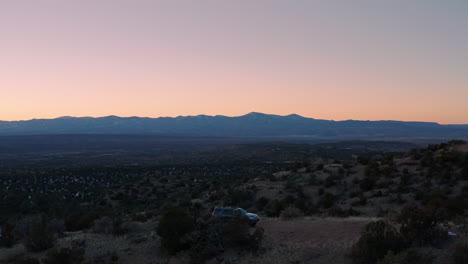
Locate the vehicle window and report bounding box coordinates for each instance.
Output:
[236,208,247,215]
[223,209,233,216]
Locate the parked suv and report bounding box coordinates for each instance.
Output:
[212,207,260,226]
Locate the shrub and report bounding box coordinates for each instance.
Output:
[352,195,367,207]
[65,210,101,231]
[444,196,468,217]
[8,257,40,264]
[48,219,65,237]
[319,192,336,209]
[42,247,85,264]
[327,206,360,217]
[88,251,118,264]
[454,243,468,264]
[256,197,269,211]
[222,217,251,247]
[294,197,314,215]
[377,249,433,264]
[400,173,410,186]
[223,188,254,209]
[111,216,131,236]
[131,211,150,222]
[351,221,407,264]
[324,176,337,187]
[462,163,468,180]
[397,204,448,245]
[156,205,195,255]
[92,215,130,236]
[249,227,264,251]
[23,216,56,252]
[318,188,324,196]
[1,222,16,248]
[222,217,264,251]
[189,243,216,264]
[264,199,284,217]
[357,156,370,165]
[280,206,303,220]
[360,177,375,191]
[308,174,317,185]
[93,216,113,234]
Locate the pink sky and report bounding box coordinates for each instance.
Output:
[1,1,467,124]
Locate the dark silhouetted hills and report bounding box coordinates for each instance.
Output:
[1,112,468,141]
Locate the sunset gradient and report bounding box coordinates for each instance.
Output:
[1,1,467,124]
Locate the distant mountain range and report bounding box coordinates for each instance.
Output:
[1,112,468,141]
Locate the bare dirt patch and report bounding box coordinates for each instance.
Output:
[231,217,379,264]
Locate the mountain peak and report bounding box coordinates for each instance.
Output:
[56,116,76,120]
[244,112,269,117]
[285,114,305,119]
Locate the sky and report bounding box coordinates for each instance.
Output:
[1,0,467,124]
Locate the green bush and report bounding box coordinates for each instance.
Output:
[42,247,85,264]
[351,221,407,264]
[23,216,56,252]
[377,249,433,264]
[454,243,468,264]
[156,205,195,255]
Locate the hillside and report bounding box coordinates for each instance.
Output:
[1,140,467,263]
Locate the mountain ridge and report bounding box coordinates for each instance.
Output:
[0,112,467,140]
[0,112,448,124]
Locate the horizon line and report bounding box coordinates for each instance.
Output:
[2,112,467,125]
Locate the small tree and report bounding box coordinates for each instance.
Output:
[23,216,56,252]
[351,221,407,264]
[397,203,447,245]
[156,205,195,255]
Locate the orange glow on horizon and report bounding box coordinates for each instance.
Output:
[1,1,467,124]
